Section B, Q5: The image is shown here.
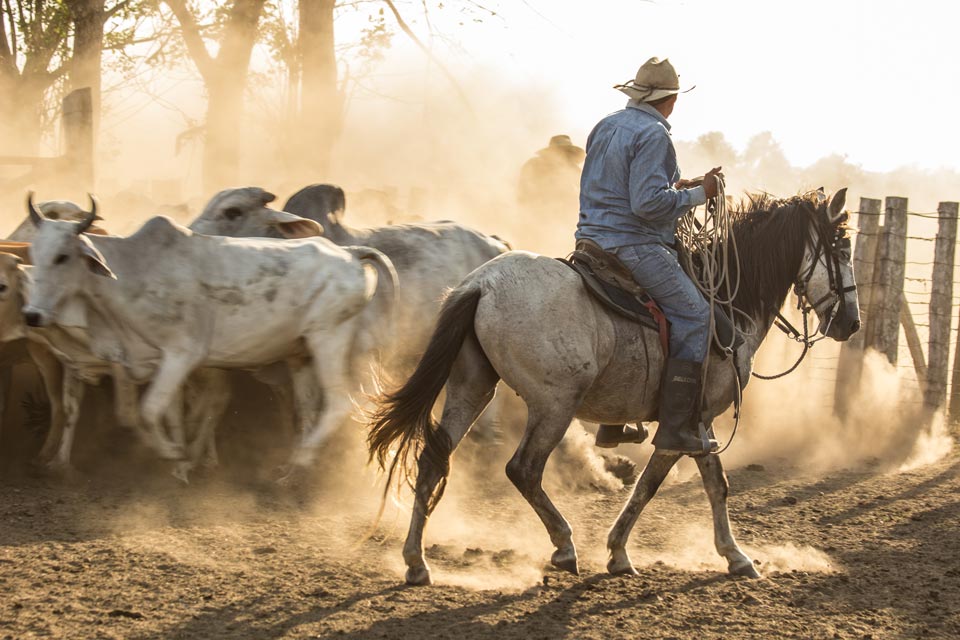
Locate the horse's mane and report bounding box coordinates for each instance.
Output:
[723,192,827,320]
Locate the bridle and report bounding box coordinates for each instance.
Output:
[752,212,856,380]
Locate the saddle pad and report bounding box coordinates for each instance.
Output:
[560,258,669,356]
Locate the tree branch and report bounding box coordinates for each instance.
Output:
[3,0,18,72]
[381,0,474,118]
[0,1,13,72]
[163,0,215,81]
[103,0,132,20]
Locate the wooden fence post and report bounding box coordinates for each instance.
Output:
[901,294,928,395]
[834,197,882,419]
[61,88,94,192]
[870,197,908,364]
[927,202,958,412]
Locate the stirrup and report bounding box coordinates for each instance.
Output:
[693,422,720,457]
[595,424,649,449]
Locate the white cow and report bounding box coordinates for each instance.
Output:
[192,186,510,370]
[8,200,106,242]
[23,194,397,469]
[0,250,229,477]
[0,200,110,462]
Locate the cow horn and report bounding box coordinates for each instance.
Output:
[76,194,99,234]
[26,192,44,228]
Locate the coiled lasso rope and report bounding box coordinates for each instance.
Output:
[675,176,757,453]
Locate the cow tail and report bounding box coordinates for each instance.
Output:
[366,284,482,512]
[348,246,398,322]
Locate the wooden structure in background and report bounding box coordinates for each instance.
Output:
[835,197,960,423]
[0,88,94,194]
[928,202,958,411]
[870,197,909,364]
[834,198,881,420]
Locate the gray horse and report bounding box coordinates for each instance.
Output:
[368,189,859,585]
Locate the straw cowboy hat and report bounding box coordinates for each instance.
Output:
[540,134,585,161]
[614,57,695,103]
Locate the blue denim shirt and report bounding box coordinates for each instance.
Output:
[575,100,706,248]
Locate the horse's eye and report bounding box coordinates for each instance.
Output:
[54,254,69,265]
[223,207,243,221]
[0,284,7,293]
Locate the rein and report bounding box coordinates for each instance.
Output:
[751,217,856,380]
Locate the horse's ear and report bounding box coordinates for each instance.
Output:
[829,188,848,222]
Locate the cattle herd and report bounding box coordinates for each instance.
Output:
[0,184,509,482]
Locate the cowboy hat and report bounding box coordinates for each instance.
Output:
[540,135,585,161]
[614,57,694,103]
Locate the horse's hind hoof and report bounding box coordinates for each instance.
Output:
[550,549,580,576]
[607,549,638,576]
[729,560,762,579]
[405,564,432,586]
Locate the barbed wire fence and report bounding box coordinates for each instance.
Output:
[831,197,960,422]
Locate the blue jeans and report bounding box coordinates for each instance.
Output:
[612,243,710,362]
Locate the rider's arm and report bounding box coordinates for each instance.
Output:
[628,128,706,223]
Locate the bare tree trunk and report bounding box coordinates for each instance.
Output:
[165,0,265,192]
[298,0,339,180]
[4,78,46,153]
[68,0,105,129]
[204,0,265,191]
[203,75,247,191]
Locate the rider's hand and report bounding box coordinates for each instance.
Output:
[703,166,724,199]
[675,178,694,189]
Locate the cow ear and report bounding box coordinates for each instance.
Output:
[267,210,322,238]
[78,237,117,279]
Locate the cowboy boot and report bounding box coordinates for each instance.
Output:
[595,423,649,449]
[652,358,718,456]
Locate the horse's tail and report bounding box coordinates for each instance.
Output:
[367,283,482,510]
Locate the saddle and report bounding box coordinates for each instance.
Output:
[562,239,670,355]
[562,239,743,358]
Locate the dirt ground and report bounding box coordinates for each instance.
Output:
[2,412,959,640]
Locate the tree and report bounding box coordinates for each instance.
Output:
[0,1,73,153]
[296,0,339,178]
[0,0,148,154]
[164,0,267,192]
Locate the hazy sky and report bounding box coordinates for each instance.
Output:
[95,0,957,194]
[396,0,957,173]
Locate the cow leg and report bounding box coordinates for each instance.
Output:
[183,370,230,470]
[110,362,141,428]
[48,370,84,474]
[139,352,196,460]
[166,388,193,483]
[28,343,64,463]
[288,327,355,469]
[271,377,298,437]
[287,356,319,436]
[695,454,759,577]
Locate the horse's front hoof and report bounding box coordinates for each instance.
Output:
[550,548,580,576]
[405,564,432,586]
[607,549,638,576]
[729,560,761,579]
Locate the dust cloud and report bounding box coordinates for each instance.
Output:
[4,41,959,596]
